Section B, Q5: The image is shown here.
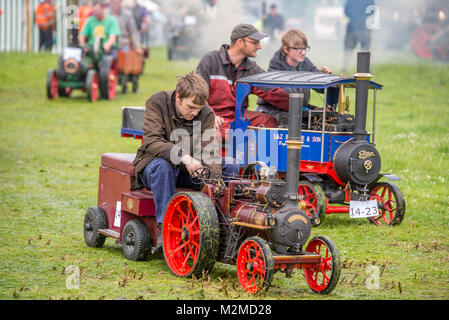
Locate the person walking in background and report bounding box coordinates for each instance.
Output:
[109,0,142,55]
[79,0,93,33]
[342,0,375,72]
[35,0,56,51]
[263,3,285,40]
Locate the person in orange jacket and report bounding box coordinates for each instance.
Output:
[35,0,56,51]
[79,1,93,33]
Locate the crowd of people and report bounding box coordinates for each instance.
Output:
[35,0,150,54]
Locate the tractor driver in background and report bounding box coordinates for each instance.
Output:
[78,0,121,59]
[131,73,239,254]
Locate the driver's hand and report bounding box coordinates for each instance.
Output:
[103,42,112,52]
[214,115,225,130]
[180,155,202,174]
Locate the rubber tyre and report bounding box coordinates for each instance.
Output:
[122,219,151,261]
[304,235,341,294]
[83,206,108,248]
[298,180,326,226]
[162,192,219,278]
[99,56,117,100]
[46,69,58,99]
[86,69,99,102]
[236,236,274,294]
[368,181,406,226]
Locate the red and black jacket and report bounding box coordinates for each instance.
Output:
[195,44,290,122]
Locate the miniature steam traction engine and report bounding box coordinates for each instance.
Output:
[84,93,341,294]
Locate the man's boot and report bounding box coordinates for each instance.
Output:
[151,223,163,254]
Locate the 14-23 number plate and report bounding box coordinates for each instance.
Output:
[349,200,379,218]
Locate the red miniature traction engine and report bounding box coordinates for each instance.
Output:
[84,93,341,294]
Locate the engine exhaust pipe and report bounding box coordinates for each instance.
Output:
[284,93,304,207]
[353,52,372,141]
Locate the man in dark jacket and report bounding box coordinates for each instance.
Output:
[132,73,239,253]
[343,0,375,71]
[196,23,290,141]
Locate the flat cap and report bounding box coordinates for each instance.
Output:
[230,23,268,42]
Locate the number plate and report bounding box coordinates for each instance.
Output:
[349,200,379,218]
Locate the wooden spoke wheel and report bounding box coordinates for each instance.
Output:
[368,181,406,226]
[236,237,274,294]
[162,192,219,278]
[83,206,107,248]
[46,69,58,99]
[86,69,99,102]
[304,235,341,294]
[297,180,326,226]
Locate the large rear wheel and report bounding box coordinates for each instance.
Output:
[86,69,99,102]
[298,180,326,226]
[99,58,117,100]
[162,192,219,278]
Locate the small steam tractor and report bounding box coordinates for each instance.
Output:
[84,93,341,294]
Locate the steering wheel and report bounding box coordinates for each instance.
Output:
[190,166,211,184]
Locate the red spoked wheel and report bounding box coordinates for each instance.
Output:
[236,237,274,294]
[107,60,118,100]
[298,180,326,226]
[99,58,118,100]
[411,23,440,59]
[46,69,58,99]
[304,235,341,294]
[86,69,99,102]
[163,192,219,278]
[368,181,406,226]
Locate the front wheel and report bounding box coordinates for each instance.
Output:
[162,192,219,278]
[368,181,405,226]
[304,235,341,294]
[236,236,274,294]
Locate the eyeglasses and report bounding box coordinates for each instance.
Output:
[242,38,260,46]
[289,46,310,52]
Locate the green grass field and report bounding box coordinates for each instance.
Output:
[0,47,448,300]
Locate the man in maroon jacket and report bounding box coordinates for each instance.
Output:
[196,23,289,141]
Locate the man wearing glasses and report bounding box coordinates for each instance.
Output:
[195,23,290,142]
[256,29,332,124]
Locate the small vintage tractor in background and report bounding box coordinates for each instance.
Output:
[46,39,118,102]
